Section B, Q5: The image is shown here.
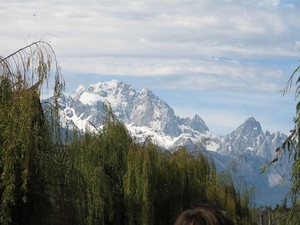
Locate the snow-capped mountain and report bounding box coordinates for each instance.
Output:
[54,79,219,151]
[44,79,291,207]
[216,117,287,161]
[214,117,291,206]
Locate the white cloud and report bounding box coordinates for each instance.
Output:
[1,0,299,135]
[58,56,286,93]
[1,1,299,59]
[2,0,298,83]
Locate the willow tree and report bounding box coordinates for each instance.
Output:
[262,64,300,223]
[123,140,159,225]
[0,41,65,225]
[68,105,133,225]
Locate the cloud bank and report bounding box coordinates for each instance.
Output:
[1,0,299,135]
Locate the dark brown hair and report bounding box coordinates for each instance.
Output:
[174,204,234,225]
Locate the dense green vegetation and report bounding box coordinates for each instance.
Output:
[0,42,257,224]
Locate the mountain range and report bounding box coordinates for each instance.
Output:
[44,79,291,207]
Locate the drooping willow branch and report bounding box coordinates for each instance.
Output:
[0,40,65,111]
[0,41,65,225]
[261,59,300,214]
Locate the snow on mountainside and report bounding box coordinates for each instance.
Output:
[214,117,291,206]
[44,79,291,207]
[52,79,219,150]
[217,117,287,161]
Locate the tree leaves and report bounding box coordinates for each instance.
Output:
[0,41,64,225]
[264,59,300,223]
[0,42,255,224]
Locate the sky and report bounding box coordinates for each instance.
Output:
[1,0,300,136]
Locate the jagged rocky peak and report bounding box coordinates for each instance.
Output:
[216,116,288,160]
[191,114,209,133]
[177,115,208,133]
[257,130,287,161]
[216,117,264,156]
[235,117,263,137]
[140,87,150,94]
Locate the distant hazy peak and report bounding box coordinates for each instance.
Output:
[244,117,259,125]
[192,114,205,123]
[236,117,263,136]
[191,114,209,133]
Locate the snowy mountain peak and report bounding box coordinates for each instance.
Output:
[236,117,263,137]
[54,79,215,140]
[140,87,154,97]
[71,85,86,99]
[141,87,149,93]
[44,79,290,207]
[217,117,286,160]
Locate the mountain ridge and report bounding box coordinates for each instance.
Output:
[44,79,290,207]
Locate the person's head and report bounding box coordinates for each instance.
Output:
[174,204,234,225]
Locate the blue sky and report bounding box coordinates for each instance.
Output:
[1,0,300,135]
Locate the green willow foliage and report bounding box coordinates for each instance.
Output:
[262,64,300,224]
[1,42,255,225]
[69,105,256,225]
[0,41,65,224]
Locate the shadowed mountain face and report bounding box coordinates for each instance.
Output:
[44,79,290,207]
